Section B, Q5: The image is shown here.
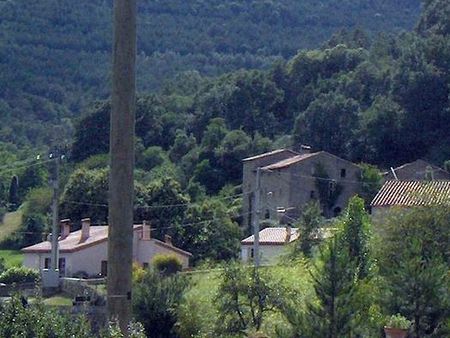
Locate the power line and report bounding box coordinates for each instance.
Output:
[61,191,250,210]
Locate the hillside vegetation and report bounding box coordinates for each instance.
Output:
[0,0,420,147]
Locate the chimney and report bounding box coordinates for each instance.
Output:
[298,144,311,154]
[60,219,71,240]
[80,218,91,241]
[164,234,172,245]
[142,220,151,240]
[285,226,292,243]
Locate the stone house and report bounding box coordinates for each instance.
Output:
[370,180,450,220]
[241,227,299,264]
[22,218,192,277]
[242,149,362,227]
[383,159,450,181]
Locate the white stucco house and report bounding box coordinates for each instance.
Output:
[241,227,299,265]
[22,218,192,277]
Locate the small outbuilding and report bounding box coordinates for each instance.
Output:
[241,227,299,265]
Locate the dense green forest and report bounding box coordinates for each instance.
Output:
[1,0,450,257]
[0,0,420,147]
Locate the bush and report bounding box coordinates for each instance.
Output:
[385,314,411,330]
[0,266,39,284]
[0,294,91,337]
[152,254,182,276]
[133,269,188,337]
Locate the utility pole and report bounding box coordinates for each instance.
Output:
[253,167,261,267]
[50,151,60,272]
[107,0,136,333]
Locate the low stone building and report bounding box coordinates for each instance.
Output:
[22,218,191,277]
[242,148,362,228]
[383,159,450,181]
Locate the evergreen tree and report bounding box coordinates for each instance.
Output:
[340,196,371,280]
[306,237,357,338]
[8,175,19,211]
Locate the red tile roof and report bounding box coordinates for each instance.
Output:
[242,149,298,162]
[371,180,450,207]
[22,224,192,256]
[241,227,299,245]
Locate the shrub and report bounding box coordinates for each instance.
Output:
[0,266,39,284]
[385,314,411,330]
[133,269,188,337]
[152,254,182,276]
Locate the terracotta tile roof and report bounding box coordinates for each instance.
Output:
[242,149,298,162]
[22,224,192,256]
[22,226,110,253]
[262,152,320,170]
[371,180,450,207]
[241,227,299,245]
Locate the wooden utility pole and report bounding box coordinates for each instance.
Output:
[107,0,136,333]
[253,167,261,267]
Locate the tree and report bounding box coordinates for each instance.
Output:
[18,163,48,199]
[296,200,324,257]
[340,196,372,280]
[135,177,189,242]
[377,206,450,337]
[178,199,241,264]
[59,168,109,224]
[359,163,382,208]
[304,237,358,338]
[215,263,286,335]
[294,93,360,159]
[8,175,19,211]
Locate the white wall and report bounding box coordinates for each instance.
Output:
[241,244,289,265]
[137,239,190,269]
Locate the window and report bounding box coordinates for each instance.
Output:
[44,258,51,269]
[101,260,108,276]
[250,248,254,258]
[264,209,270,219]
[310,190,316,199]
[143,262,149,269]
[340,169,346,178]
[58,258,66,274]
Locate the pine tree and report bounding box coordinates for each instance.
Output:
[306,237,357,338]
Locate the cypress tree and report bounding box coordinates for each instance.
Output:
[8,175,19,211]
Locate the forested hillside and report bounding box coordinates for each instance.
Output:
[0,0,420,147]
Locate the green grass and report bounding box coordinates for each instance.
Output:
[0,250,23,267]
[43,295,73,307]
[0,208,23,242]
[177,262,314,337]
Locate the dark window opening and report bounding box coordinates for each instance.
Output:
[58,258,66,274]
[340,169,346,178]
[44,258,51,269]
[264,209,270,219]
[143,262,149,269]
[310,190,316,199]
[250,248,254,258]
[333,207,342,217]
[101,260,108,276]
